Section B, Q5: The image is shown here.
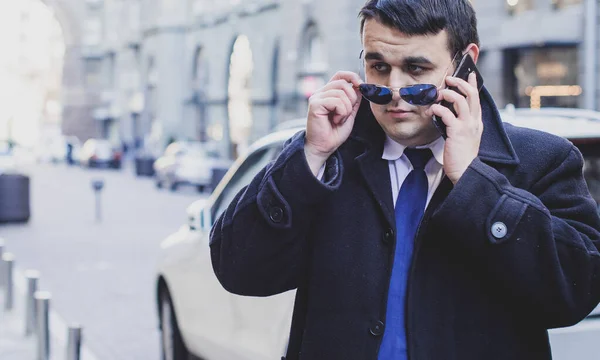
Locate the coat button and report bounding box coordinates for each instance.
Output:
[491,222,507,239]
[383,228,394,244]
[369,320,385,336]
[269,207,284,223]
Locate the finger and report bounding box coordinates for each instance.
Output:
[322,81,360,107]
[322,80,350,92]
[320,89,353,116]
[468,71,477,88]
[445,75,480,110]
[313,97,350,125]
[330,71,364,87]
[438,89,470,119]
[350,93,362,116]
[467,72,482,117]
[430,103,459,128]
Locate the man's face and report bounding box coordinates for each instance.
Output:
[362,19,455,147]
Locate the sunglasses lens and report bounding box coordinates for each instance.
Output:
[358,84,393,105]
[400,84,438,106]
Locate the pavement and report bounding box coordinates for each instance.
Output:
[0,287,38,360]
[0,160,206,359]
[0,263,69,360]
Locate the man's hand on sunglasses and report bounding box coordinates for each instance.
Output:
[304,71,363,177]
[427,72,483,185]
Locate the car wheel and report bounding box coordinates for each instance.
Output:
[160,289,189,360]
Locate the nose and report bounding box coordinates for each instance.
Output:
[388,69,405,102]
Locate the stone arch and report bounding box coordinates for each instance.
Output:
[226,34,254,159]
[38,0,98,140]
[39,0,79,46]
[192,46,209,141]
[297,20,328,100]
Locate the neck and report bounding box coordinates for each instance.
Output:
[388,132,441,148]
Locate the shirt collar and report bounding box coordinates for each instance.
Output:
[382,135,445,166]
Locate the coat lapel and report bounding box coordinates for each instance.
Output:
[351,99,396,228]
[356,149,395,229]
[348,87,519,229]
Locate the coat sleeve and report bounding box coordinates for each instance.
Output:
[209,131,343,297]
[432,145,600,329]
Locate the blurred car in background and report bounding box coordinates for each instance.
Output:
[79,139,122,169]
[153,141,231,193]
[155,109,600,360]
[35,135,81,164]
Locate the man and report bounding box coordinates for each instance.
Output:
[210,0,600,359]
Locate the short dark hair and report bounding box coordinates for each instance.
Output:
[359,0,480,60]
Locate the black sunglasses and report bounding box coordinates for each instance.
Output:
[357,51,460,106]
[356,83,439,106]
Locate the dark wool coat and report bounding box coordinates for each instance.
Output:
[210,88,600,360]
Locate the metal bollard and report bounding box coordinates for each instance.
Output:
[24,270,40,336]
[35,291,51,360]
[66,325,82,360]
[2,252,15,311]
[92,179,105,223]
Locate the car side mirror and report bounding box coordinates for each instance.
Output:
[188,214,198,231]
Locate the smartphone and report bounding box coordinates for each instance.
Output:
[432,53,484,139]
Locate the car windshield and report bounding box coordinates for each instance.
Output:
[211,145,280,221]
[185,144,207,157]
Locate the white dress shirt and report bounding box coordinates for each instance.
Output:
[316,135,446,208]
[382,135,446,208]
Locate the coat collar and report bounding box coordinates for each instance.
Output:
[349,86,519,229]
[349,86,520,166]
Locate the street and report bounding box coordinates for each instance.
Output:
[0,161,206,360]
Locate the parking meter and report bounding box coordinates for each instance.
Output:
[91,179,104,222]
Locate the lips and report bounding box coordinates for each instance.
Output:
[386,109,412,113]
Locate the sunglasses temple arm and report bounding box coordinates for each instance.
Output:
[438,51,463,88]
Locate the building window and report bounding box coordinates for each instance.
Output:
[298,22,328,100]
[84,59,102,88]
[552,0,582,9]
[504,46,580,109]
[506,0,534,15]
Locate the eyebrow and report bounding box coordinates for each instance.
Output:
[364,52,434,66]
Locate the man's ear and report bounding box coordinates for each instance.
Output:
[465,43,480,64]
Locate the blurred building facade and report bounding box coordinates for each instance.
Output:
[49,0,600,159]
[476,0,595,110]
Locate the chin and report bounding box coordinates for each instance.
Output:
[383,121,438,145]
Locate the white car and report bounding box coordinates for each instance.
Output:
[156,129,298,360]
[154,142,231,193]
[79,139,121,169]
[156,109,600,360]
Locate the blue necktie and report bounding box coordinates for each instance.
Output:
[378,148,432,360]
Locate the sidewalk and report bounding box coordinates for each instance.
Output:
[0,273,65,360]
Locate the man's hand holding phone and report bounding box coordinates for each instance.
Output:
[427,72,484,185]
[304,71,363,176]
